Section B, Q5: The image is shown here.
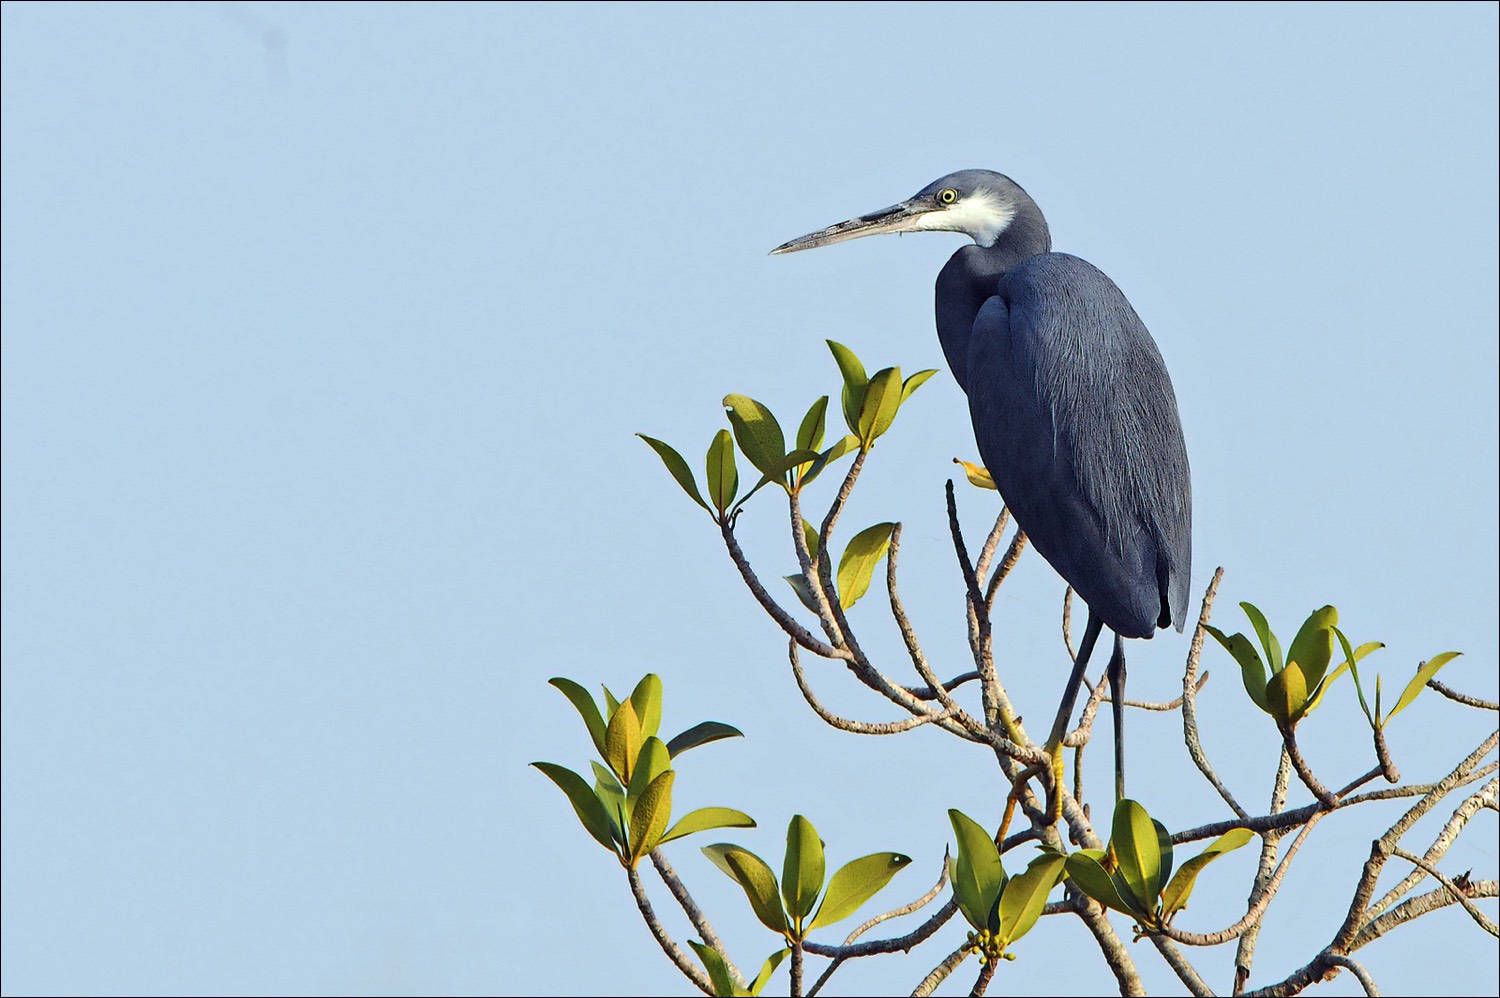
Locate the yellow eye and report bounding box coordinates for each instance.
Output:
[939,188,958,205]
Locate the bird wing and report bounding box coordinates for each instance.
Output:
[964,253,1191,636]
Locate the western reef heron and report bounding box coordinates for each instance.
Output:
[772,169,1192,815]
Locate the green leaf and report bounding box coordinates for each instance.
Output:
[900,369,938,405]
[626,736,672,807]
[827,340,868,433]
[704,844,788,934]
[661,807,757,845]
[948,809,1005,933]
[1064,850,1140,918]
[782,815,826,924]
[953,458,996,490]
[687,940,740,997]
[706,429,739,515]
[638,434,711,512]
[629,674,664,741]
[605,700,643,783]
[856,367,902,445]
[1205,624,1269,713]
[1265,660,1309,727]
[1304,641,1382,715]
[748,949,789,996]
[809,852,912,930]
[1387,652,1462,723]
[1112,799,1163,916]
[797,397,829,454]
[1160,827,1255,920]
[603,685,621,719]
[548,677,607,758]
[1287,606,1338,692]
[723,394,787,479]
[802,434,860,488]
[997,852,1067,944]
[1334,628,1378,728]
[629,769,675,864]
[531,762,621,855]
[783,574,822,614]
[592,762,626,841]
[1153,819,1175,892]
[666,721,744,758]
[836,522,895,610]
[1239,602,1283,674]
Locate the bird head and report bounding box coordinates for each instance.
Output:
[770,170,1034,255]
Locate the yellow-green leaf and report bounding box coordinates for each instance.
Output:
[704,844,788,934]
[900,369,938,404]
[606,700,643,783]
[827,340,868,433]
[706,429,739,515]
[660,807,757,846]
[1161,827,1255,920]
[797,396,829,453]
[856,367,902,444]
[1265,660,1308,727]
[548,677,606,758]
[997,852,1066,945]
[782,815,825,924]
[810,852,912,930]
[625,735,671,808]
[949,809,1004,932]
[836,523,895,610]
[1387,652,1463,723]
[532,762,621,855]
[1206,624,1269,713]
[1287,606,1338,691]
[723,394,787,478]
[638,434,711,513]
[1111,799,1163,915]
[953,458,996,490]
[1239,602,1283,674]
[629,770,676,865]
[1064,850,1140,918]
[628,674,664,740]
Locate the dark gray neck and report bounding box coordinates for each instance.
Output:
[935,199,1051,392]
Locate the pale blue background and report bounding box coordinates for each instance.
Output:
[3,3,1496,996]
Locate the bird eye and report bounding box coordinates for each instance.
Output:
[938,188,958,205]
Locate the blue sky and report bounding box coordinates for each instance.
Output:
[3,3,1496,995]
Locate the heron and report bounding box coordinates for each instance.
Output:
[771,170,1191,815]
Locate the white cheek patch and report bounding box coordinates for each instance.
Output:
[916,189,1016,246]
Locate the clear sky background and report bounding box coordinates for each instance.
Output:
[3,3,1496,996]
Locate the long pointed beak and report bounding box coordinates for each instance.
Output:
[770,197,934,255]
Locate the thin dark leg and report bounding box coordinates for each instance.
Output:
[1044,610,1104,753]
[1107,634,1127,803]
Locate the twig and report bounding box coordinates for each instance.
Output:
[844,856,950,945]
[650,851,742,989]
[969,959,996,996]
[791,942,803,998]
[972,507,1011,588]
[627,865,714,995]
[1277,723,1339,809]
[1151,935,1216,996]
[984,530,1027,612]
[910,944,969,997]
[1366,777,1497,920]
[1352,880,1499,950]
[721,522,852,662]
[1234,750,1293,994]
[1388,845,1499,936]
[789,489,848,648]
[904,671,982,700]
[1426,679,1498,711]
[790,640,955,735]
[804,898,959,961]
[1324,955,1380,996]
[1182,568,1250,819]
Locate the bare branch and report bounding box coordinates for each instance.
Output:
[1352,880,1499,950]
[790,640,956,735]
[804,898,960,961]
[1426,679,1499,711]
[1324,956,1380,996]
[721,521,852,662]
[1388,845,1498,937]
[1151,935,1216,996]
[910,944,969,998]
[972,506,1011,586]
[984,529,1027,612]
[1367,777,1497,920]
[627,865,714,995]
[969,958,996,996]
[1181,568,1249,819]
[650,852,742,989]
[789,489,848,647]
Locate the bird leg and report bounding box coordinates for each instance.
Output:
[1000,610,1102,832]
[1107,633,1127,804]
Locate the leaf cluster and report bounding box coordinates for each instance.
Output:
[532,674,754,867]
